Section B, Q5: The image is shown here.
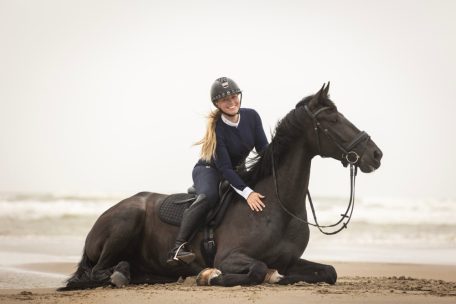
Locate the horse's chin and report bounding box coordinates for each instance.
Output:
[358,161,381,173]
[359,165,375,173]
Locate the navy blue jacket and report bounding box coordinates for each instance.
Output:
[196,108,268,192]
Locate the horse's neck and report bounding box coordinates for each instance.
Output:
[275,141,312,214]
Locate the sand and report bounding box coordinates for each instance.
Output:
[0,261,455,304]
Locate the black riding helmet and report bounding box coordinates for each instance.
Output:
[210,77,242,106]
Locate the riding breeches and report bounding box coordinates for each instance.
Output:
[192,164,221,210]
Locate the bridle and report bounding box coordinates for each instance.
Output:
[305,105,370,166]
[271,105,370,235]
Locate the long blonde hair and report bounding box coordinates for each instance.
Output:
[195,109,222,162]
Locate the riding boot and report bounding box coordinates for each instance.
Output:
[167,194,209,266]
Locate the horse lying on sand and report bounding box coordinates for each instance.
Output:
[59,83,382,290]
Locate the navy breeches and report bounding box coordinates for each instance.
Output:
[192,164,221,210]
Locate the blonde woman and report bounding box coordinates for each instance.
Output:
[167,77,269,265]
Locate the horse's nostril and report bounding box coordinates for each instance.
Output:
[374,149,383,161]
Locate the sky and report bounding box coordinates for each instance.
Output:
[1,0,455,200]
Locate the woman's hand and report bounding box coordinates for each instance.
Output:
[246,192,266,212]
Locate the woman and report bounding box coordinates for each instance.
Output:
[167,77,269,265]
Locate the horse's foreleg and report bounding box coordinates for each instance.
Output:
[197,254,269,286]
[279,258,337,285]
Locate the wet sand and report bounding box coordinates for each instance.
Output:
[1,261,455,304]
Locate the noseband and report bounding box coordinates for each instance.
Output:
[271,105,370,235]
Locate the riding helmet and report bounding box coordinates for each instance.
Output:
[210,77,242,105]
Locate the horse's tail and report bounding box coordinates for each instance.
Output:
[57,249,104,291]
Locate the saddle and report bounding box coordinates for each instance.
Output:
[158,181,235,266]
[158,180,233,227]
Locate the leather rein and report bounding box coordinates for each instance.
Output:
[271,105,370,235]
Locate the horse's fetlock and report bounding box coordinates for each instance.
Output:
[110,271,130,288]
[264,269,284,284]
[114,261,131,281]
[196,268,222,286]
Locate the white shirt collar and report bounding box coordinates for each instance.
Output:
[221,113,240,127]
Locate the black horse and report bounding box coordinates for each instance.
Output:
[59,83,382,290]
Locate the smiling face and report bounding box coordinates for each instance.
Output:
[215,94,241,116]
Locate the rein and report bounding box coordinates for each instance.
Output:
[271,105,369,235]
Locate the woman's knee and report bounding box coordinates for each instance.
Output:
[196,192,218,209]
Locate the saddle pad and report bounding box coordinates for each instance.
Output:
[158,193,197,226]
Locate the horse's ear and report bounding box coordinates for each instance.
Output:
[323,81,330,97]
[318,83,326,95]
[308,83,326,110]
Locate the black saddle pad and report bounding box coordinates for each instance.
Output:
[158,193,197,226]
[158,185,235,227]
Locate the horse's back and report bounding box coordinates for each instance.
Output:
[94,191,166,218]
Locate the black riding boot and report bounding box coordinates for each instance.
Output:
[167,194,209,266]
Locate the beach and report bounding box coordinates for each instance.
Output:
[0,261,455,304]
[0,193,455,303]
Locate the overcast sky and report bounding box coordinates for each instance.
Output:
[1,0,455,200]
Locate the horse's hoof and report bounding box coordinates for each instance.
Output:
[324,265,337,285]
[264,269,284,284]
[110,271,129,288]
[196,268,222,286]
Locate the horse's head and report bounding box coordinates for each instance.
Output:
[298,83,382,173]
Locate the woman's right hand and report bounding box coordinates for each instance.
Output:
[246,192,266,212]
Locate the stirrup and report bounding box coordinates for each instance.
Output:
[172,242,188,260]
[167,242,196,265]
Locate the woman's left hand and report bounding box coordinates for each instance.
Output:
[246,192,266,212]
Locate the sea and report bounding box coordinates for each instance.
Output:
[0,192,455,289]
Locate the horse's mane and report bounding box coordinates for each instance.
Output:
[241,94,336,186]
